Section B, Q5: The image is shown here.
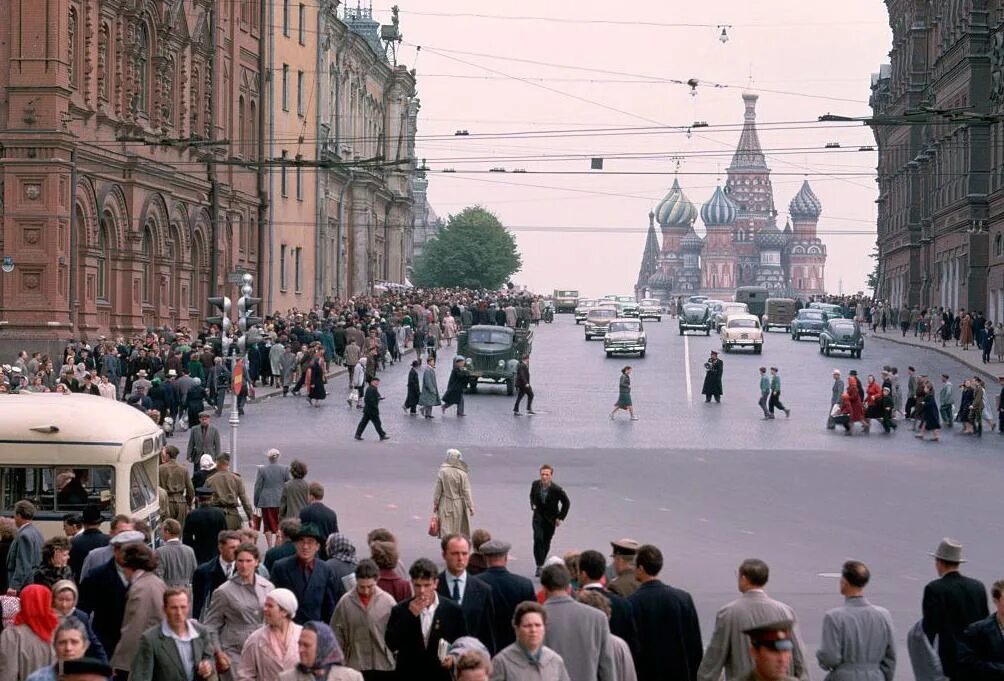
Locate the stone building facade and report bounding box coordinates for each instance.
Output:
[871,0,1004,321]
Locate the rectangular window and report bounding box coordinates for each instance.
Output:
[280,244,287,290]
[281,64,289,111]
[298,4,305,44]
[297,71,304,116]
[295,154,303,200]
[294,247,302,292]
[0,466,115,515]
[283,0,290,36]
[280,150,288,197]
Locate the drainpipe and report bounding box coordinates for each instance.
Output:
[68,149,78,337]
[207,6,218,299]
[262,0,273,312]
[314,8,325,306]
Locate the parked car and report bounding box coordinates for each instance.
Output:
[638,298,663,321]
[679,303,712,335]
[720,314,764,353]
[604,318,647,357]
[584,306,618,340]
[713,302,749,331]
[790,308,827,340]
[615,296,640,317]
[819,318,864,358]
[457,325,533,395]
[762,298,796,332]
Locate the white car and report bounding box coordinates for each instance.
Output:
[720,313,763,353]
[574,299,597,324]
[604,318,647,357]
[638,298,663,321]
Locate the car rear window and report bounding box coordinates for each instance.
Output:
[728,319,758,328]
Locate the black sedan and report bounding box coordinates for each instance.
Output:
[791,309,826,340]
[818,319,864,358]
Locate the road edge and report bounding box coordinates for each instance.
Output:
[869,332,999,381]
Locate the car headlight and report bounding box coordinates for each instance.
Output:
[465,357,472,365]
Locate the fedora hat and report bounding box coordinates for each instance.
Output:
[930,537,966,564]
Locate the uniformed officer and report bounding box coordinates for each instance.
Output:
[607,538,640,597]
[205,452,253,530]
[158,444,195,525]
[742,620,799,681]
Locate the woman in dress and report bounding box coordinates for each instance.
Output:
[610,366,637,421]
[305,352,327,408]
[960,312,974,350]
[915,384,942,441]
[237,588,302,681]
[433,449,474,539]
[441,313,458,346]
[0,585,57,681]
[204,543,274,666]
[863,374,882,423]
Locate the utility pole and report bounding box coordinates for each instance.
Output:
[231,273,262,475]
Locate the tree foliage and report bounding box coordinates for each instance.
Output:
[412,206,522,289]
[866,245,880,295]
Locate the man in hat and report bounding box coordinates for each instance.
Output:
[742,620,799,681]
[698,559,809,681]
[132,368,152,396]
[70,504,110,581]
[607,538,640,598]
[269,522,339,624]
[475,539,536,651]
[703,350,724,403]
[159,445,195,525]
[78,529,147,656]
[816,560,895,681]
[354,375,389,441]
[186,411,221,471]
[921,538,988,679]
[205,452,253,530]
[529,464,570,577]
[442,356,470,417]
[182,488,228,564]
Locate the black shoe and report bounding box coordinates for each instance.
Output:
[379,435,390,441]
[527,410,536,415]
[354,436,363,441]
[535,566,542,577]
[513,411,521,416]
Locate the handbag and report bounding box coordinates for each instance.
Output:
[427,514,440,537]
[250,510,262,531]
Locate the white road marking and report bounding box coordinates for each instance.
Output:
[816,572,841,578]
[740,529,755,535]
[657,507,671,512]
[684,334,693,406]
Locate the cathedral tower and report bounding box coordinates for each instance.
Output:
[787,180,827,297]
[699,185,739,298]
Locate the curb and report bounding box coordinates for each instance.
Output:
[249,366,350,404]
[869,332,999,381]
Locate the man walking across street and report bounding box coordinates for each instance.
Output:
[827,369,844,429]
[355,376,389,440]
[529,464,570,577]
[697,558,809,681]
[186,411,220,472]
[939,374,954,427]
[513,355,535,415]
[205,452,253,531]
[158,445,194,526]
[758,367,771,419]
[816,560,896,681]
[769,367,790,419]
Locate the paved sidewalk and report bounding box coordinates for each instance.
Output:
[868,328,1002,380]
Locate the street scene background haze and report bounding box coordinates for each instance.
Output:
[402,0,892,295]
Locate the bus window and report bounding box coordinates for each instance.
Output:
[0,466,115,515]
[130,460,159,513]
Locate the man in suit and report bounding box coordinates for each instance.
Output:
[437,534,497,654]
[191,529,241,619]
[5,499,44,594]
[354,375,389,440]
[513,355,535,415]
[253,448,289,548]
[298,482,339,558]
[386,557,467,681]
[475,539,536,651]
[697,558,809,681]
[70,504,109,582]
[130,588,219,681]
[959,578,1004,678]
[155,519,198,589]
[264,518,300,573]
[186,411,221,471]
[270,522,339,624]
[578,549,638,657]
[629,544,703,681]
[529,464,570,577]
[183,488,228,565]
[77,530,145,658]
[541,563,615,681]
[922,538,989,680]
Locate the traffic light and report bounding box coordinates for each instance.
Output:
[207,296,232,357]
[237,295,263,332]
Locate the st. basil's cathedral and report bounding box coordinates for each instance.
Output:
[636,93,828,302]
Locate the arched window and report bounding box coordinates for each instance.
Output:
[142,226,153,303]
[238,96,245,157]
[97,216,110,300]
[996,233,1003,258]
[135,23,150,114]
[68,7,78,88]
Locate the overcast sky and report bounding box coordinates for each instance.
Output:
[383,0,891,296]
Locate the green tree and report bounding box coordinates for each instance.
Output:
[412,205,522,289]
[866,245,880,294]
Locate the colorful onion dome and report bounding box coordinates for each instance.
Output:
[654,179,697,228]
[756,221,787,251]
[789,180,822,219]
[681,227,704,251]
[647,269,672,287]
[700,185,738,227]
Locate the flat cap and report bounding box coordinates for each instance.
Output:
[610,538,640,555]
[478,539,512,556]
[109,530,145,546]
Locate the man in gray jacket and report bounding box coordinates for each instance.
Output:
[5,500,44,594]
[697,558,809,681]
[253,448,290,547]
[541,563,614,681]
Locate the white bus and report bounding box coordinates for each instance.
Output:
[0,393,164,538]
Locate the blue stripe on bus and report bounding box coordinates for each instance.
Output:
[0,439,123,447]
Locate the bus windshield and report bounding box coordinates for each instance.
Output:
[0,465,115,515]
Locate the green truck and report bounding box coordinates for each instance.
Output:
[457,325,533,395]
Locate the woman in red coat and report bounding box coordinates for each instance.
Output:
[846,375,866,431]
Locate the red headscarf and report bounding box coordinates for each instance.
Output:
[14,584,58,643]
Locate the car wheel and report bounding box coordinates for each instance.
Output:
[755,345,762,354]
[585,334,591,340]
[639,350,646,358]
[825,347,831,357]
[678,328,684,336]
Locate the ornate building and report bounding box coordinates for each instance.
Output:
[870,1,1004,321]
[635,94,828,302]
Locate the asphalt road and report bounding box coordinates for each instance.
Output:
[228,314,1004,680]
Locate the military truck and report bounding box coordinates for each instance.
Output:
[456,325,533,395]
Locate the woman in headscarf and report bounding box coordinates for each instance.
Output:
[49,581,107,663]
[279,622,362,681]
[324,534,358,601]
[237,588,303,681]
[0,584,57,681]
[433,449,474,539]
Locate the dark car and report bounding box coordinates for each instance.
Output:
[818,319,864,358]
[790,309,827,340]
[457,325,533,395]
[679,303,711,335]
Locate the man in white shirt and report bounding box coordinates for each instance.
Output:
[130,587,220,681]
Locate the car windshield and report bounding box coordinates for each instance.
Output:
[590,309,616,319]
[724,305,746,313]
[616,297,635,303]
[799,310,824,320]
[641,299,660,306]
[684,305,706,313]
[728,319,759,328]
[831,322,856,331]
[469,328,514,345]
[609,321,641,333]
[556,290,577,297]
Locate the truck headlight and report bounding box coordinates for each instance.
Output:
[498,360,505,368]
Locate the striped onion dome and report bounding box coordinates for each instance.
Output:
[756,221,787,251]
[700,185,738,227]
[655,179,697,228]
[647,269,672,287]
[680,227,704,252]
[789,180,822,219]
